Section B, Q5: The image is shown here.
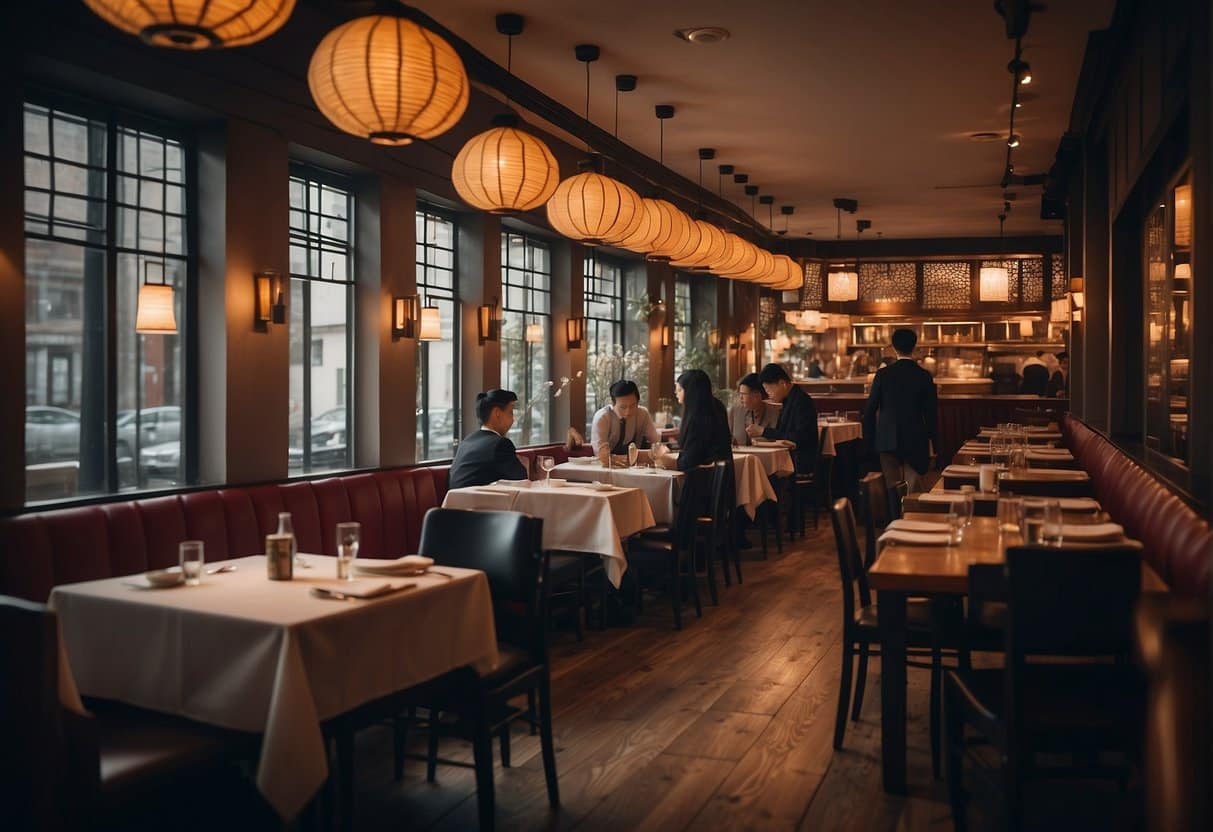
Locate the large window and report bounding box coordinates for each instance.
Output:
[23,98,191,503]
[584,253,623,421]
[416,207,459,460]
[673,275,693,370]
[288,165,353,473]
[501,232,550,446]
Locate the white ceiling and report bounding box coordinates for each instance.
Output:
[407,0,1113,239]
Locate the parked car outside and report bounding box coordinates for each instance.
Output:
[25,406,80,464]
[116,406,181,461]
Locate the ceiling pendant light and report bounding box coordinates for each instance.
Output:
[418,304,442,341]
[451,15,559,213]
[735,247,775,283]
[611,197,663,251]
[979,205,1011,302]
[308,13,469,146]
[828,269,859,302]
[640,106,697,262]
[767,255,804,290]
[671,149,727,269]
[716,234,757,277]
[546,45,643,244]
[83,0,295,49]
[135,262,177,334]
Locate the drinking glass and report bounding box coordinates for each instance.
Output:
[627,443,639,468]
[1022,498,1047,544]
[958,485,976,526]
[997,497,1024,542]
[539,455,556,485]
[947,502,965,545]
[336,522,360,581]
[1042,500,1065,547]
[1009,447,1028,473]
[179,540,204,586]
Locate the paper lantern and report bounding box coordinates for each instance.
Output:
[611,198,665,252]
[1174,184,1191,248]
[308,15,469,146]
[716,236,759,277]
[418,305,442,341]
[827,270,859,301]
[83,0,295,49]
[671,221,727,269]
[451,115,559,213]
[734,247,775,282]
[659,209,702,262]
[765,255,803,290]
[646,202,695,261]
[546,172,643,244]
[135,283,177,334]
[978,265,1009,302]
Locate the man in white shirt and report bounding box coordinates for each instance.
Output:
[590,379,661,455]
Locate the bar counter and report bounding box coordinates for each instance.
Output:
[798,389,1068,466]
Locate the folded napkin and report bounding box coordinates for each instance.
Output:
[752,438,796,449]
[1029,447,1073,455]
[943,464,982,476]
[1059,522,1124,541]
[1027,451,1074,461]
[920,491,976,504]
[878,529,953,547]
[355,555,435,577]
[887,519,952,533]
[1015,468,1088,480]
[1057,497,1100,511]
[313,579,413,599]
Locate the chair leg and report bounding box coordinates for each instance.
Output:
[688,544,703,619]
[574,568,585,642]
[851,643,869,721]
[426,714,440,782]
[758,508,769,559]
[539,677,560,808]
[834,639,855,750]
[527,689,538,736]
[772,501,783,555]
[944,681,967,832]
[499,724,511,768]
[392,708,413,781]
[472,714,496,832]
[704,537,720,606]
[669,553,682,630]
[335,719,355,832]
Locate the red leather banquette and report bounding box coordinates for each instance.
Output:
[0,444,578,602]
[1063,415,1211,598]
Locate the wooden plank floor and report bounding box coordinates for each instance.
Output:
[351,522,955,831]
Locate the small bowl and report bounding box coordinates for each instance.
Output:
[144,567,184,588]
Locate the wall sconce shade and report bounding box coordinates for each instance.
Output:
[478,300,499,344]
[566,317,586,349]
[419,305,442,341]
[392,295,418,340]
[1018,319,1034,337]
[255,270,286,330]
[978,265,1010,302]
[83,0,295,50]
[307,15,469,146]
[827,270,859,302]
[1071,291,1085,309]
[1175,263,1192,280]
[661,324,671,349]
[135,283,177,334]
[1174,184,1192,248]
[525,322,544,343]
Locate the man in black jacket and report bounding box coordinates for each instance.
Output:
[449,389,530,489]
[863,328,937,492]
[748,363,818,474]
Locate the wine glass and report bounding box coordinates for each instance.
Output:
[539,455,556,486]
[627,442,639,468]
[1042,500,1065,546]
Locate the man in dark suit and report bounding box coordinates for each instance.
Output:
[449,389,530,489]
[748,363,818,474]
[863,328,937,492]
[1020,351,1050,396]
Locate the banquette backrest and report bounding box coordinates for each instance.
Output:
[0,443,571,602]
[1062,415,1211,598]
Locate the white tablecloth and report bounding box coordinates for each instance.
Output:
[49,556,498,820]
[442,483,655,588]
[818,420,863,456]
[666,453,778,521]
[550,460,682,524]
[732,445,795,477]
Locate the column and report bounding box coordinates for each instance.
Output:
[0,69,24,509]
[458,213,502,433]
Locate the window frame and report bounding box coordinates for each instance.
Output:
[288,162,356,474]
[22,88,199,503]
[500,230,552,446]
[583,251,624,420]
[415,203,461,461]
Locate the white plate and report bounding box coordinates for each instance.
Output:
[568,456,597,465]
[588,481,617,491]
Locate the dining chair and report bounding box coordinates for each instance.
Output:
[400,508,558,831]
[0,595,245,830]
[696,459,739,598]
[944,544,1145,831]
[829,499,952,757]
[757,472,787,558]
[859,472,893,570]
[628,466,710,629]
[547,552,606,640]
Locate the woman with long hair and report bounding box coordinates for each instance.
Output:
[673,369,732,471]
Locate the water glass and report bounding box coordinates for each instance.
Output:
[1022,498,1047,544]
[1042,500,1065,547]
[336,522,360,581]
[958,485,976,526]
[997,497,1024,541]
[627,443,640,468]
[538,455,556,485]
[179,540,204,586]
[947,502,965,545]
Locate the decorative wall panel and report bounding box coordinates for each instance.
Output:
[800,261,822,308]
[1051,254,1067,299]
[1020,257,1044,304]
[859,261,916,303]
[759,294,778,339]
[922,262,972,309]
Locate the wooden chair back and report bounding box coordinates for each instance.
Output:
[830,498,871,625]
[859,472,890,568]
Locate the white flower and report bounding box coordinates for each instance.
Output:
[553,389,562,398]
[560,376,570,385]
[576,370,585,377]
[544,380,554,387]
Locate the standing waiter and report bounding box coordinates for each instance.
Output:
[863,328,937,493]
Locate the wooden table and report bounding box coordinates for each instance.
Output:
[867,515,1167,793]
[941,465,1092,495]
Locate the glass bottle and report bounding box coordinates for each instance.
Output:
[277,512,297,562]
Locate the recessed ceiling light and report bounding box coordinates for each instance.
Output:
[674,26,730,44]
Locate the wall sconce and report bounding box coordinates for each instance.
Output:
[478,299,500,344]
[661,324,671,350]
[566,316,586,349]
[708,328,720,349]
[728,333,741,350]
[1069,276,1085,309]
[392,295,417,340]
[254,270,286,331]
